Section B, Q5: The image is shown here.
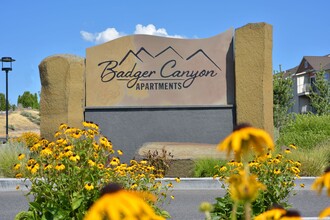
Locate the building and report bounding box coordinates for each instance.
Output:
[289,55,330,114]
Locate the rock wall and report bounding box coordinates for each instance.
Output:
[235,23,274,136]
[39,54,85,140]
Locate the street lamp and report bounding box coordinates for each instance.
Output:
[1,57,15,142]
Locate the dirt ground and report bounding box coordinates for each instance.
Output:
[0,109,40,138]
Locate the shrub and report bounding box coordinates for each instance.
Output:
[276,114,330,150]
[14,122,170,219]
[193,158,227,177]
[13,132,40,148]
[0,141,30,177]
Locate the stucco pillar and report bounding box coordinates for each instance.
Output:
[235,23,274,136]
[39,54,85,140]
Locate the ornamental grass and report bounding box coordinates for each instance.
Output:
[14,122,171,220]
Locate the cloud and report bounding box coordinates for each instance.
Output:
[81,24,183,44]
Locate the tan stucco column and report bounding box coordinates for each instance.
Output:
[39,54,85,140]
[235,23,274,137]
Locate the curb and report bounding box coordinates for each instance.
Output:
[0,177,317,191]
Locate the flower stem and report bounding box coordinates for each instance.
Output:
[244,202,251,220]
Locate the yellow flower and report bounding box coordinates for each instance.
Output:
[254,205,286,220]
[40,147,53,157]
[312,166,330,196]
[110,157,120,166]
[92,143,100,151]
[59,123,68,130]
[13,164,21,170]
[117,150,123,155]
[88,159,96,167]
[85,183,94,191]
[84,183,164,220]
[175,177,181,183]
[289,144,297,150]
[300,183,305,188]
[284,148,291,154]
[97,163,104,169]
[170,195,175,200]
[217,123,274,161]
[130,183,138,189]
[15,173,23,178]
[30,143,41,152]
[55,163,65,171]
[18,154,25,160]
[69,154,80,162]
[319,206,330,219]
[44,164,53,171]
[274,169,281,175]
[228,169,266,203]
[100,137,112,150]
[280,210,302,220]
[219,165,228,172]
[30,164,39,174]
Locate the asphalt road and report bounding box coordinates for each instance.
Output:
[1,189,329,220]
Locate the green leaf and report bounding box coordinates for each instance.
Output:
[72,196,84,210]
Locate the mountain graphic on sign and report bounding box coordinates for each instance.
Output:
[155,46,184,59]
[118,47,221,71]
[186,49,221,71]
[119,47,154,65]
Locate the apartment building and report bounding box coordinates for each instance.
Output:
[289,55,330,113]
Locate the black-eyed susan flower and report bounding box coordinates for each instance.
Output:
[40,147,53,157]
[254,204,286,220]
[170,195,175,200]
[274,169,281,175]
[84,183,94,191]
[13,163,21,170]
[30,164,40,174]
[217,123,274,161]
[289,144,297,150]
[228,169,266,203]
[97,163,104,169]
[55,163,65,171]
[312,166,330,196]
[284,148,291,154]
[280,210,302,220]
[44,164,53,171]
[319,206,330,219]
[84,183,164,220]
[69,154,80,162]
[300,183,305,188]
[219,165,228,172]
[117,150,123,155]
[18,153,25,160]
[59,123,68,130]
[15,173,23,178]
[175,177,181,183]
[88,159,96,167]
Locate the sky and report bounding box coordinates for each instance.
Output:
[0,0,329,104]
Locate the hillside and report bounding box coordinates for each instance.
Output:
[0,109,40,138]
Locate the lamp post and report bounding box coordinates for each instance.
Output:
[1,57,15,142]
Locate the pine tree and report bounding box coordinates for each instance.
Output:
[308,70,330,115]
[273,66,294,130]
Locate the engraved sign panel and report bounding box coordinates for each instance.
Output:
[86,29,234,107]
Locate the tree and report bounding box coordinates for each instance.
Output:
[0,93,12,111]
[17,91,39,109]
[273,66,294,130]
[0,93,5,111]
[308,69,330,115]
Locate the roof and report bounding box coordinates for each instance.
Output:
[303,55,330,71]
